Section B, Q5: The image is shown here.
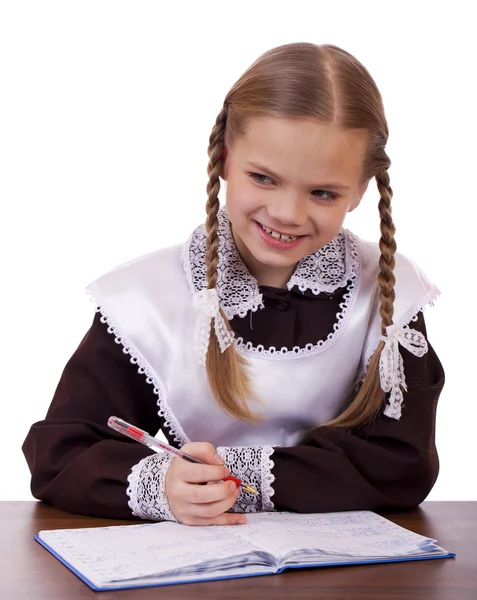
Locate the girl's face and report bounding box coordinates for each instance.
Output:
[223,117,369,288]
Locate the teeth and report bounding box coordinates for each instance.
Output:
[261,224,298,242]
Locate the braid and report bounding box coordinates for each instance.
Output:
[205,107,228,289]
[203,107,257,422]
[322,169,395,429]
[376,169,396,333]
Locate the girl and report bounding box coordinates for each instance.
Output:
[23,43,444,526]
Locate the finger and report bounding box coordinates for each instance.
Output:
[180,442,223,466]
[187,480,239,505]
[181,510,248,527]
[174,461,230,485]
[191,489,242,519]
[165,472,235,511]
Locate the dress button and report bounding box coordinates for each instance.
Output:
[276,301,288,311]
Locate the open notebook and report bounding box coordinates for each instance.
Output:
[35,510,454,591]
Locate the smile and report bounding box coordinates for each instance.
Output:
[258,223,302,242]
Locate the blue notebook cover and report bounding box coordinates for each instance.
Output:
[34,533,455,592]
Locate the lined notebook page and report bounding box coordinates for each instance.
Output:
[38,510,445,586]
[39,522,269,583]
[233,511,438,560]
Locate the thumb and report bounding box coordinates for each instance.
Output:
[180,441,224,466]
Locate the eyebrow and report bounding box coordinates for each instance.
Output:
[246,161,351,191]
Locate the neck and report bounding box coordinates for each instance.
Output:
[251,265,294,288]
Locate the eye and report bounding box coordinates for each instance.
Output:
[249,172,274,185]
[312,190,339,202]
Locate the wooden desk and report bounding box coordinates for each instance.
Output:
[1,501,475,599]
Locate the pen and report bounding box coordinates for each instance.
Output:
[108,416,257,494]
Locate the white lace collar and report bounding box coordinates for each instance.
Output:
[183,206,360,322]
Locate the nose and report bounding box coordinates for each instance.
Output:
[266,194,307,228]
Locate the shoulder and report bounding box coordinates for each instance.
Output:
[88,242,189,299]
[354,234,440,368]
[355,235,439,318]
[356,235,423,276]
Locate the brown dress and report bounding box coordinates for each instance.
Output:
[22,284,444,518]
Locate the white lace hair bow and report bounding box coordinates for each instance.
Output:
[379,323,428,420]
[193,289,235,366]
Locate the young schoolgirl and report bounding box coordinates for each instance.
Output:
[23,43,444,526]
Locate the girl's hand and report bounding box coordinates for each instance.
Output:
[164,442,247,526]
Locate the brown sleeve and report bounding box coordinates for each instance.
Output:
[22,313,163,519]
[271,312,444,512]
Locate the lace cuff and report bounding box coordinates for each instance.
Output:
[217,445,276,513]
[126,452,177,522]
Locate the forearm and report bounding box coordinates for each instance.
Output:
[218,424,438,514]
[23,312,166,518]
[271,430,438,512]
[24,421,156,518]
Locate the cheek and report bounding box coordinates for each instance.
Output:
[311,204,349,232]
[226,178,263,214]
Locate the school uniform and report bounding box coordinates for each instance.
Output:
[23,208,444,519]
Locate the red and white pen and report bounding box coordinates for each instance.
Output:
[108,416,257,494]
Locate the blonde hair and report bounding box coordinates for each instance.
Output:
[204,43,395,428]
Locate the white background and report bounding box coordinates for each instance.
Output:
[1,1,475,500]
